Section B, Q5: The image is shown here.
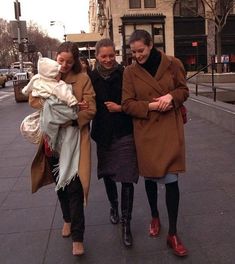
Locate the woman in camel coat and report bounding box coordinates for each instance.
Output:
[28,42,96,256]
[122,30,189,257]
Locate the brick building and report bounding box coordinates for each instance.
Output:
[89,0,235,71]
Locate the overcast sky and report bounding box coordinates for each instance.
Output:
[0,0,89,41]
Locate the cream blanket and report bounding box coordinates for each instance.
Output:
[40,97,80,191]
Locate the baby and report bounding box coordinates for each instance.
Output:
[22,53,78,107]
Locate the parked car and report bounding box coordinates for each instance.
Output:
[0,74,7,88]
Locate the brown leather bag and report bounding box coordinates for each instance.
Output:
[168,56,188,124]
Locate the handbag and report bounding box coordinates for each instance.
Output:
[168,56,188,124]
[180,104,187,124]
[20,110,41,144]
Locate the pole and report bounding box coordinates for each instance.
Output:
[15,0,23,72]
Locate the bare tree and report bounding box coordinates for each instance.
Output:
[0,19,60,69]
[175,0,235,73]
[201,0,235,72]
[0,19,17,67]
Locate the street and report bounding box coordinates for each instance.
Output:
[0,80,14,101]
[0,85,235,264]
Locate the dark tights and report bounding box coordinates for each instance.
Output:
[145,180,179,235]
[47,155,84,242]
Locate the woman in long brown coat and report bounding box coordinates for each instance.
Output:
[28,42,96,256]
[122,30,189,257]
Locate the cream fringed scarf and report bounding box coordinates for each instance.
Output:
[40,97,80,191]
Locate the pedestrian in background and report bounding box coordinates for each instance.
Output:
[80,57,92,76]
[90,38,139,247]
[28,41,96,256]
[122,29,189,257]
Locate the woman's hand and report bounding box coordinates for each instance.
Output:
[104,101,122,112]
[149,94,173,112]
[77,100,89,111]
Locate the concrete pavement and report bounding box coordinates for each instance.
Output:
[0,87,235,264]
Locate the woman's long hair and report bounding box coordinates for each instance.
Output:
[56,41,82,74]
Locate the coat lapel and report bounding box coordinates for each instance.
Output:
[131,53,172,96]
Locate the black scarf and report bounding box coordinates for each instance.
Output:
[139,48,161,77]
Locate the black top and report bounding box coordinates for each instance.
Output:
[139,48,162,76]
[90,65,133,147]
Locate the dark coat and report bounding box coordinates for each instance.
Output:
[122,52,189,178]
[90,65,133,147]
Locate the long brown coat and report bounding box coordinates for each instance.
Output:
[122,52,189,178]
[29,72,96,203]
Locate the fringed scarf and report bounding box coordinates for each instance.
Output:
[95,61,119,80]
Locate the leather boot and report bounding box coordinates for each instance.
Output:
[110,202,119,224]
[103,177,119,224]
[122,220,132,247]
[121,183,134,247]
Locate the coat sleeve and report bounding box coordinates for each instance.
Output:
[28,93,44,109]
[169,58,189,108]
[122,67,150,119]
[74,74,96,129]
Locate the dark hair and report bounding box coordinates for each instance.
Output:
[95,38,115,55]
[57,41,82,74]
[128,29,152,46]
[80,57,90,67]
[80,57,92,75]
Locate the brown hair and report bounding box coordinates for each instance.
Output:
[57,41,82,74]
[95,38,115,55]
[128,29,152,46]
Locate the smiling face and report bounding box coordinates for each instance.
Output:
[96,46,116,69]
[56,51,75,74]
[130,40,153,64]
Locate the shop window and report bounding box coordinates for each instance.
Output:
[129,0,141,9]
[144,0,156,8]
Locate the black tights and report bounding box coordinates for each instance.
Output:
[145,180,179,235]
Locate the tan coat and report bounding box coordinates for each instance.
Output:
[29,72,96,203]
[122,52,189,178]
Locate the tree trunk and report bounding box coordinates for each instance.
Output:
[216,30,223,73]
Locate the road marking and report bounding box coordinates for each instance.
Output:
[0,92,13,101]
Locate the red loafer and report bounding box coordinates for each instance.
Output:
[149,218,161,237]
[167,234,188,257]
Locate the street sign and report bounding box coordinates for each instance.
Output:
[10,20,27,39]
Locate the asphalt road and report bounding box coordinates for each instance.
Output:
[0,83,235,264]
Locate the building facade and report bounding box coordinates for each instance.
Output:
[89,0,235,71]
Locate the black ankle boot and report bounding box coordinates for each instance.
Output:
[110,206,119,224]
[122,221,133,247]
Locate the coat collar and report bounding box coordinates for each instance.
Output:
[62,71,78,84]
[130,52,172,95]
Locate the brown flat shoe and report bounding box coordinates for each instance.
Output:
[62,222,71,237]
[72,242,85,256]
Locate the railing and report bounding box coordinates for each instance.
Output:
[186,63,218,101]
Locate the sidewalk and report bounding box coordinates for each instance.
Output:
[0,95,235,264]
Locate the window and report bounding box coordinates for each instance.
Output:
[129,0,141,9]
[144,0,156,8]
[174,0,204,17]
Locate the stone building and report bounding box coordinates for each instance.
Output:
[89,0,235,71]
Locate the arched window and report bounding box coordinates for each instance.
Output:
[174,0,204,17]
[129,0,141,9]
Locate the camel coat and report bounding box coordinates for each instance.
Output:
[122,52,189,178]
[29,72,96,203]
